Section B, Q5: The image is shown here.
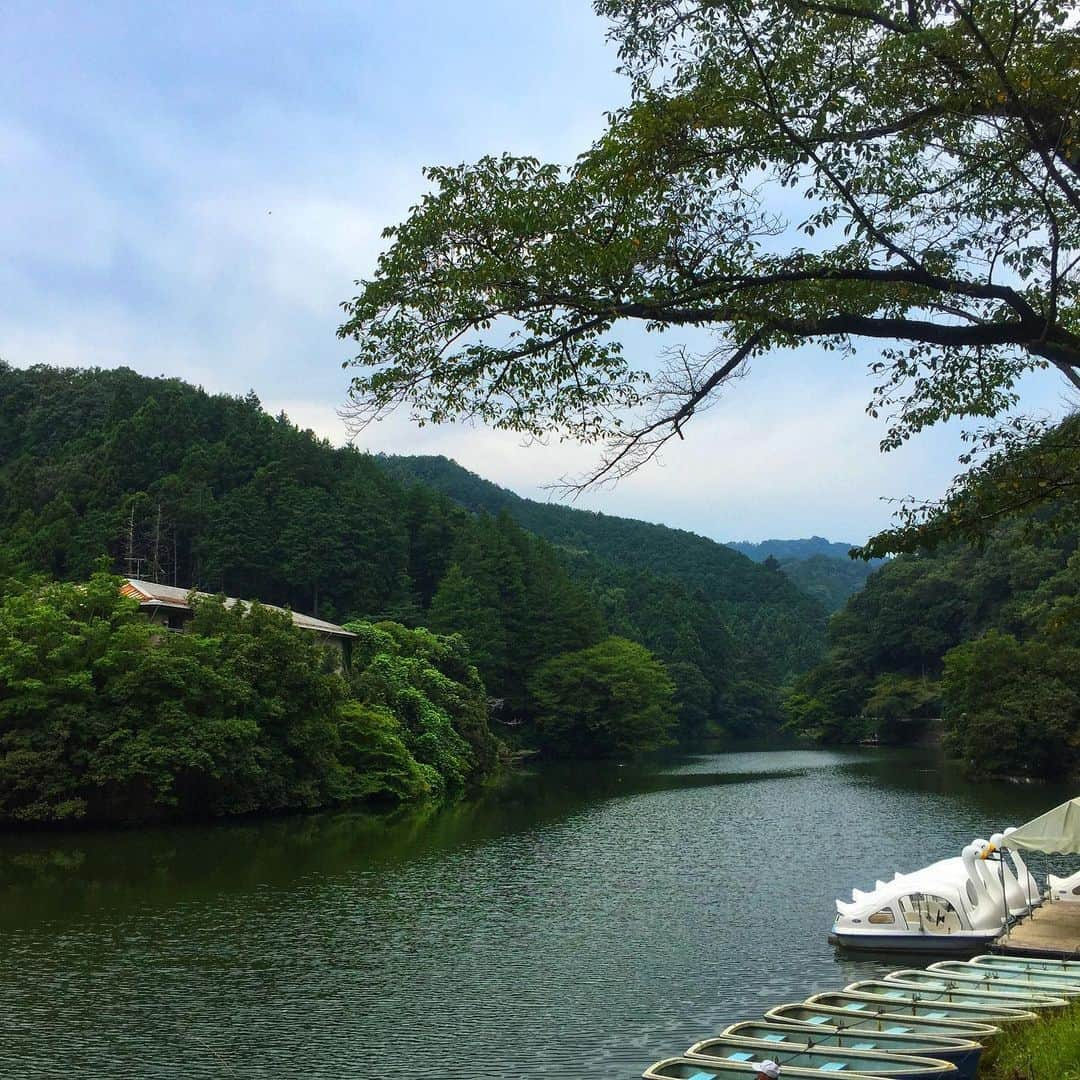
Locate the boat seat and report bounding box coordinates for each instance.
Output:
[728,1052,756,1061]
[762,1034,787,1042]
[688,1073,717,1080]
[820,1063,847,1071]
[843,1003,867,1011]
[924,1012,948,1019]
[851,1043,876,1050]
[807,1017,831,1024]
[885,1026,911,1033]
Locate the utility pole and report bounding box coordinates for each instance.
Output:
[151,504,163,583]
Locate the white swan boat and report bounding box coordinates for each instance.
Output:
[832,800,1080,951]
[831,846,1008,952]
[1047,868,1080,901]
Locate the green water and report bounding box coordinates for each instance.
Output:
[0,748,1073,1078]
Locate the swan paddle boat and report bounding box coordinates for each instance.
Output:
[844,979,1066,1012]
[831,846,1007,952]
[1047,867,1080,901]
[643,1058,893,1080]
[805,991,1036,1024]
[764,1003,1000,1041]
[685,1033,957,1079]
[717,1022,982,1079]
[923,960,1080,996]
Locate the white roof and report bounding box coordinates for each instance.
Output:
[121,579,357,639]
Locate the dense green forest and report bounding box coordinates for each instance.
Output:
[0,363,822,731]
[0,364,832,823]
[377,455,827,684]
[728,537,857,562]
[0,573,498,823]
[727,537,883,613]
[784,420,1080,779]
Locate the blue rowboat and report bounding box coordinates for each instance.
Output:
[845,979,1065,1012]
[922,961,1080,996]
[720,1022,982,1079]
[969,954,1080,978]
[685,1032,957,1079]
[805,991,1036,1024]
[643,1058,894,1080]
[765,1003,1000,1042]
[883,969,1078,1003]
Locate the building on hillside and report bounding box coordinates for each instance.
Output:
[120,579,357,668]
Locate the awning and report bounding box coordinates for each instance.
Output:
[1002,798,1080,854]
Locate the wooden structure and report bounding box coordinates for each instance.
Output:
[991,902,1080,960]
[120,579,357,668]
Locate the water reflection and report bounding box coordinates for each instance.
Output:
[0,748,1071,1078]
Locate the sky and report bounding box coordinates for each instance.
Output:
[1,2,1074,544]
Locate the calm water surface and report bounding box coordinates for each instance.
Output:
[0,748,1074,1079]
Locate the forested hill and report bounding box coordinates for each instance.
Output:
[727,537,883,613]
[783,426,1080,779]
[0,363,821,740]
[727,536,854,562]
[377,455,827,679]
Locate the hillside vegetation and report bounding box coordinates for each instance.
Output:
[0,364,823,798]
[784,417,1080,779]
[378,454,827,684]
[728,537,884,613]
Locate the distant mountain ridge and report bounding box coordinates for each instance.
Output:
[726,537,883,613]
[726,536,857,562]
[376,454,828,681]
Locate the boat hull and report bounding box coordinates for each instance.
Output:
[845,979,1066,1012]
[765,1002,1001,1041]
[830,931,996,954]
[722,1022,981,1079]
[971,954,1080,977]
[643,1058,894,1080]
[806,991,1036,1024]
[686,1036,957,1079]
[922,961,1080,996]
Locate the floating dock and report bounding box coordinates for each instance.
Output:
[991,902,1080,959]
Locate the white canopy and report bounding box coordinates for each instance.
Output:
[1003,798,1080,854]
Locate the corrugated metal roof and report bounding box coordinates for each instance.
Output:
[122,579,357,639]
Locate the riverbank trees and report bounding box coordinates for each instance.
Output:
[529,637,677,758]
[0,362,820,734]
[0,573,497,824]
[783,417,1080,777]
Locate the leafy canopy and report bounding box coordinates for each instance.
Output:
[340,0,1079,553]
[528,636,677,757]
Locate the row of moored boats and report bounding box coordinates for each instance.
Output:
[643,953,1080,1080]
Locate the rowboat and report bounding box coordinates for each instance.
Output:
[764,1003,1000,1041]
[805,991,1036,1024]
[718,1022,982,1078]
[643,1058,893,1080]
[882,968,1078,1003]
[685,1032,957,1079]
[845,979,1066,1011]
[969,954,1080,977]
[923,960,1080,996]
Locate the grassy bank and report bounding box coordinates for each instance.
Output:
[980,1000,1080,1079]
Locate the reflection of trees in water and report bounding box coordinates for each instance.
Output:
[837,747,1074,818]
[0,762,805,922]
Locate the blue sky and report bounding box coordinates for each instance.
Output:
[2,2,1073,543]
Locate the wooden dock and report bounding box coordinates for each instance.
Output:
[992,901,1080,959]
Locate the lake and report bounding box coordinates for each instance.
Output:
[0,747,1073,1078]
